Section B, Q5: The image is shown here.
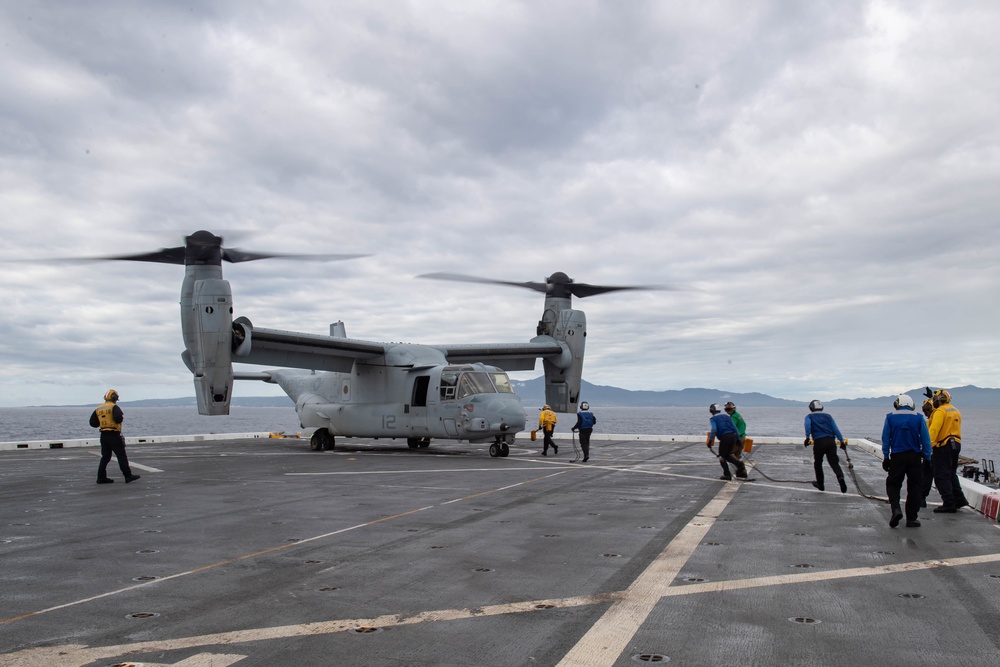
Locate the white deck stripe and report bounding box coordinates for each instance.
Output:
[555,479,742,666]
[9,550,1000,667]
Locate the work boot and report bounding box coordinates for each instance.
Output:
[811,481,824,491]
[889,505,903,528]
[905,520,921,528]
[125,474,141,483]
[552,444,558,454]
[96,478,114,484]
[933,505,957,513]
[582,456,589,462]
[735,469,748,479]
[838,477,848,493]
[720,474,732,481]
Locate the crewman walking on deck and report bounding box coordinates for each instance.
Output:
[928,389,969,513]
[804,400,847,493]
[707,403,748,480]
[538,405,558,456]
[89,389,140,485]
[724,401,747,461]
[881,394,931,528]
[571,401,597,462]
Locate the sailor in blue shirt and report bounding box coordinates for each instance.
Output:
[804,400,847,493]
[881,394,932,528]
[707,403,748,480]
[571,402,597,463]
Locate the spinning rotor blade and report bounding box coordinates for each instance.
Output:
[33,230,369,265]
[221,248,368,263]
[419,271,696,299]
[99,247,188,264]
[418,272,549,293]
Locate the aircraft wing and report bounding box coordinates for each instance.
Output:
[436,338,566,371]
[234,320,386,373]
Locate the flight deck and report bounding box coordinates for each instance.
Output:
[2,435,1000,666]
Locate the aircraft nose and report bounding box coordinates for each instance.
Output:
[487,396,526,431]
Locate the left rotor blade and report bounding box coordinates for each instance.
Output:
[99,247,188,264]
[418,272,548,293]
[5,247,189,265]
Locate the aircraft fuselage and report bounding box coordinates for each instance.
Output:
[262,361,526,444]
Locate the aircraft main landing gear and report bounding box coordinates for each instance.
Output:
[310,428,335,451]
[407,437,431,449]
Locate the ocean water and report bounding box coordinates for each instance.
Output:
[3,405,998,466]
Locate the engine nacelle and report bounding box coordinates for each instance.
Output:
[541,308,586,412]
[184,278,234,415]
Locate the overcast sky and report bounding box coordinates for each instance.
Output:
[1,1,998,408]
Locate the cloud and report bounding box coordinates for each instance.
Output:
[1,0,1000,408]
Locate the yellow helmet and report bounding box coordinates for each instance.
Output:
[543,405,551,410]
[104,389,119,402]
[932,389,951,407]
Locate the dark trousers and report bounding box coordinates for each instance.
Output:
[578,428,592,458]
[886,450,924,521]
[920,458,934,501]
[541,427,555,453]
[731,437,744,460]
[98,430,133,480]
[932,440,968,508]
[718,434,746,477]
[813,437,845,487]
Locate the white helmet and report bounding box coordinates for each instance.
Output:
[893,394,915,411]
[580,402,589,410]
[710,403,722,415]
[808,400,823,412]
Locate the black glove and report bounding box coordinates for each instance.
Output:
[803,438,811,447]
[882,458,891,472]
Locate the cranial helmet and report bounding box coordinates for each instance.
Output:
[580,402,589,410]
[104,389,119,402]
[543,405,551,410]
[724,401,736,413]
[932,389,951,407]
[710,403,722,415]
[922,399,934,417]
[893,394,915,411]
[808,400,823,412]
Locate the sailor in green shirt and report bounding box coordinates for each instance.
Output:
[724,402,746,461]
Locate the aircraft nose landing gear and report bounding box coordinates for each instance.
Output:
[489,435,512,458]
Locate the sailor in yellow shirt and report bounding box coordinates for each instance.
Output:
[919,398,935,506]
[538,405,558,456]
[927,390,969,512]
[89,389,141,484]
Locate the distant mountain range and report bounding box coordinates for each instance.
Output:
[511,379,1000,409]
[81,379,1000,409]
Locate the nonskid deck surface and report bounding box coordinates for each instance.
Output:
[2,437,1000,666]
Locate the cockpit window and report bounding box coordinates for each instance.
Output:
[456,371,497,399]
[440,371,459,399]
[441,369,514,400]
[492,373,514,394]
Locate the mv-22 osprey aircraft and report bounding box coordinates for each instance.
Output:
[105,230,665,457]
